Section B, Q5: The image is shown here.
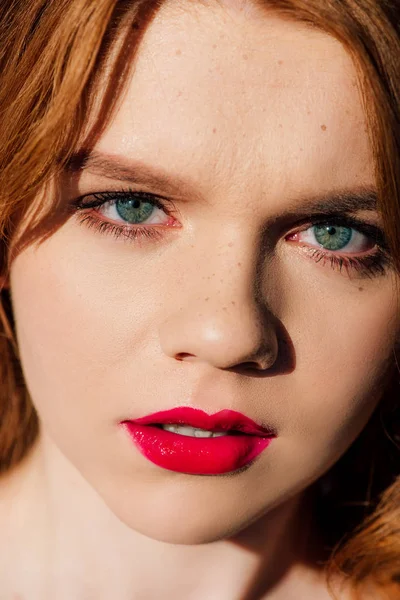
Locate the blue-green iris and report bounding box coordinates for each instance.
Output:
[116,198,154,224]
[314,224,352,251]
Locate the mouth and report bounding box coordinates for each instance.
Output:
[121,407,276,475]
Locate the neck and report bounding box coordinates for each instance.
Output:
[0,432,329,600]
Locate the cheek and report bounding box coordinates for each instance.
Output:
[9,229,164,430]
[271,267,397,478]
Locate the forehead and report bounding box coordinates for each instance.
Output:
[90,0,373,201]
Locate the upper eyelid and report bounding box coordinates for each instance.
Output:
[73,190,178,214]
[293,215,378,231]
[283,214,386,241]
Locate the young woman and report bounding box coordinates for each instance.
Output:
[0,0,399,598]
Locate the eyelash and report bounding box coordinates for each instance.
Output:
[71,188,390,278]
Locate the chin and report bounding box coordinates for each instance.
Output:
[102,491,244,545]
[121,509,237,545]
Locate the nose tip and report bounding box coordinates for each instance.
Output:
[159,301,279,372]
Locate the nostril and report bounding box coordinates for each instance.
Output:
[175,352,196,361]
[241,361,266,371]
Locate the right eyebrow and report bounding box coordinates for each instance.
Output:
[65,150,205,202]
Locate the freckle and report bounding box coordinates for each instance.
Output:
[278,60,283,65]
[223,306,228,311]
[231,301,236,306]
[307,110,311,115]
[321,124,327,131]
[237,262,242,267]
[358,287,364,292]
[205,297,210,301]
[279,124,283,128]
[212,127,217,134]
[300,147,303,152]
[175,49,181,56]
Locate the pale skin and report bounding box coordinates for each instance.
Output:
[0,1,398,599]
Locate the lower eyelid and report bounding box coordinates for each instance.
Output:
[283,230,388,277]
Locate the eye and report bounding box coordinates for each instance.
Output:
[285,218,390,278]
[293,223,374,253]
[71,190,179,244]
[99,196,172,226]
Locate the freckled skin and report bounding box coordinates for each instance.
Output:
[1,1,399,599]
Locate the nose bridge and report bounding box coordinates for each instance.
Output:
[194,236,261,309]
[158,233,279,371]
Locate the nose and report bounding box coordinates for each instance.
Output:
[158,248,279,372]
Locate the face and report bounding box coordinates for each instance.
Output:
[8,0,399,544]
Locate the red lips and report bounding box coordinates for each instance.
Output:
[121,407,276,475]
[131,406,274,434]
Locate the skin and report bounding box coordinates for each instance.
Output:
[0,0,398,598]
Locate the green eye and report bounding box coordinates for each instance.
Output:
[115,198,155,224]
[313,224,353,251]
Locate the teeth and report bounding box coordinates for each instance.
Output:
[161,424,228,438]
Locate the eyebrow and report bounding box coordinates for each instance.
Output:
[65,150,378,215]
[287,188,378,216]
[65,151,202,201]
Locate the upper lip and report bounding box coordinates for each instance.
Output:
[127,407,276,436]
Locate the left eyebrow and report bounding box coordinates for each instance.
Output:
[286,187,378,216]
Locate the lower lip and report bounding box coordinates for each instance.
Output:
[122,423,275,475]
